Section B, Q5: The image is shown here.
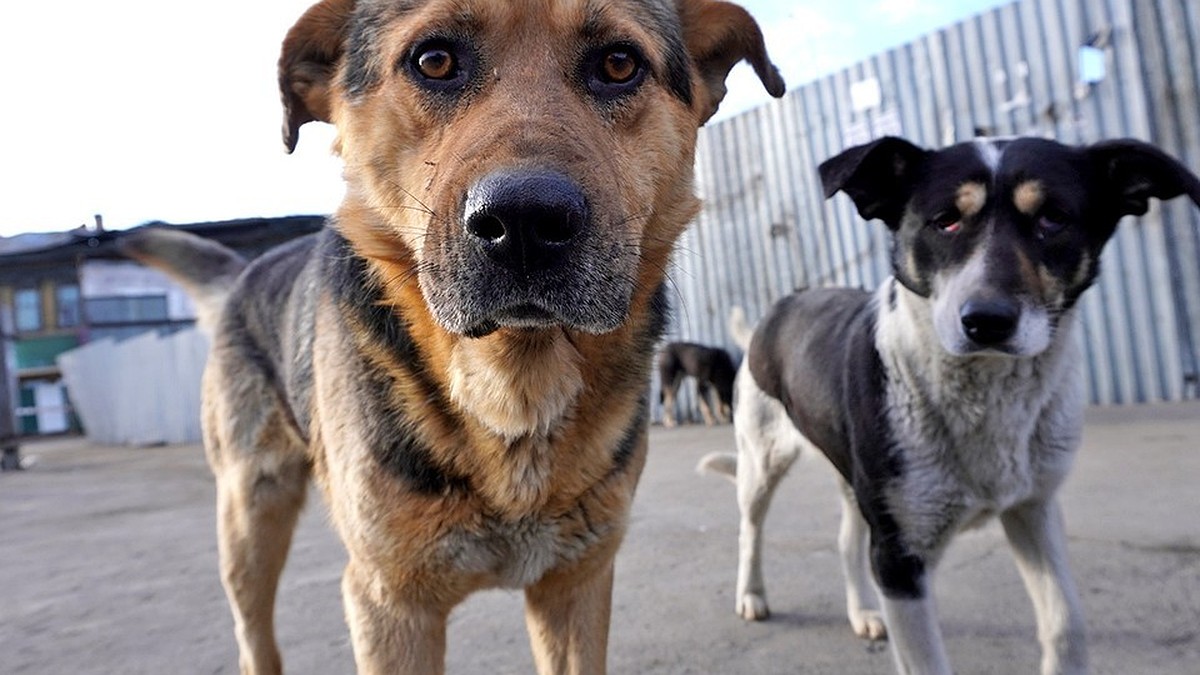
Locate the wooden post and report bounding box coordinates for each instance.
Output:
[0,308,21,471]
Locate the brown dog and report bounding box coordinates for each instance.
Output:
[121,1,783,673]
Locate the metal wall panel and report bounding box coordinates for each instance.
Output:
[57,329,208,446]
[663,0,1200,413]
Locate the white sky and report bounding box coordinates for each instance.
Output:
[0,0,1005,237]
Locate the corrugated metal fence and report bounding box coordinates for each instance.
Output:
[664,0,1200,409]
[58,329,208,446]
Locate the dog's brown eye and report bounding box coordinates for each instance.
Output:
[601,50,639,84]
[416,48,456,80]
[585,44,647,101]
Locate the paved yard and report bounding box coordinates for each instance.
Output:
[2,402,1198,674]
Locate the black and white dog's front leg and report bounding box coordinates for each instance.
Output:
[873,541,952,675]
[1001,498,1088,675]
[837,481,887,640]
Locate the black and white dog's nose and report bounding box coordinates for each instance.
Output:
[463,169,587,274]
[960,298,1020,346]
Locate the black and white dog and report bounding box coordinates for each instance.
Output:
[700,136,1200,674]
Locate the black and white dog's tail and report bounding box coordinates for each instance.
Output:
[697,305,760,482]
[118,228,247,334]
[728,306,755,351]
[697,451,738,482]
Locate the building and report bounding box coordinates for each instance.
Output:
[0,215,324,436]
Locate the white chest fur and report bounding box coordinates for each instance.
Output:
[875,284,1085,557]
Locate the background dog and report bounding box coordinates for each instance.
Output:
[122,1,784,673]
[700,135,1200,674]
[657,341,737,426]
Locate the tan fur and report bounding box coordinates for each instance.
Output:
[448,331,584,441]
[955,181,988,219]
[177,2,786,674]
[1013,179,1046,216]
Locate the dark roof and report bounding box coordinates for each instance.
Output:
[0,215,327,273]
[0,229,90,257]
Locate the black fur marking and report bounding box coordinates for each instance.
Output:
[364,367,473,495]
[606,283,668,476]
[870,535,926,599]
[642,282,672,350]
[609,395,648,475]
[639,2,694,107]
[323,230,471,495]
[580,1,692,108]
[344,2,418,98]
[325,232,448,410]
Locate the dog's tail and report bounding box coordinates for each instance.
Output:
[696,451,738,484]
[728,306,755,351]
[118,228,247,333]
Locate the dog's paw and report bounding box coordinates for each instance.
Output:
[736,593,769,621]
[849,609,887,641]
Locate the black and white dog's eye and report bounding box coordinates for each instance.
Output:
[1036,208,1071,238]
[1036,216,1067,238]
[930,211,962,234]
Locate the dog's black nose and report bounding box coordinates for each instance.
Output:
[463,169,587,273]
[960,298,1020,346]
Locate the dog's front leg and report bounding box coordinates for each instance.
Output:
[342,562,450,675]
[879,592,951,675]
[1001,498,1087,675]
[524,555,615,675]
[837,482,886,640]
[874,544,951,675]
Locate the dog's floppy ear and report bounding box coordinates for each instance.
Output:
[818,137,931,228]
[278,0,356,153]
[678,0,786,124]
[1087,139,1200,217]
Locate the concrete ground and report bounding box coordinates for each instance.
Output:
[2,402,1198,674]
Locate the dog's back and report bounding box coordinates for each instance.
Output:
[744,288,874,480]
[660,342,735,384]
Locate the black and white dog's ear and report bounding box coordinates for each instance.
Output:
[1087,139,1200,217]
[818,136,930,228]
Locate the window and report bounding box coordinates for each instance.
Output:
[84,295,169,325]
[56,285,81,328]
[15,288,42,332]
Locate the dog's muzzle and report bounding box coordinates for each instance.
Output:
[420,168,636,338]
